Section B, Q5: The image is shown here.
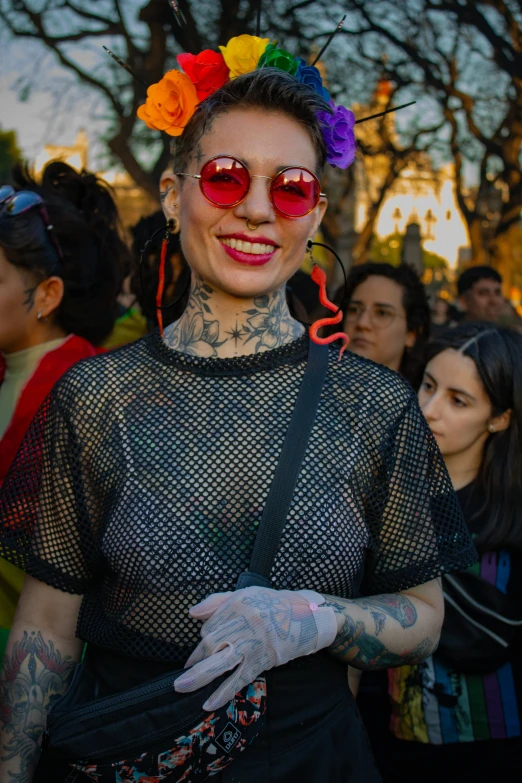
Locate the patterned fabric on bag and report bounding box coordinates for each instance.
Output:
[71,678,266,782]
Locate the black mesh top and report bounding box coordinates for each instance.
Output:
[0,331,475,663]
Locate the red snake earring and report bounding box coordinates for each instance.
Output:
[308,240,350,361]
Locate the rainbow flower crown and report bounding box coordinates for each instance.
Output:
[136,34,356,169]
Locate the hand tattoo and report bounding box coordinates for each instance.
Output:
[0,632,76,782]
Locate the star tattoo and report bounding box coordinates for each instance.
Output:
[225,322,245,347]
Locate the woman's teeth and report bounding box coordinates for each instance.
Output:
[221,237,276,255]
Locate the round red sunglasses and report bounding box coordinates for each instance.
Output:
[175,156,325,218]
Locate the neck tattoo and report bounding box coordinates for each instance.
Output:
[163,276,304,358]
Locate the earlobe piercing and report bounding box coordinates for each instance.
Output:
[488,424,496,433]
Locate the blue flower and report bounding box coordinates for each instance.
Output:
[295,59,330,102]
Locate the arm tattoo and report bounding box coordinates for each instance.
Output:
[324,594,417,630]
[329,614,436,669]
[23,287,37,313]
[0,632,77,781]
[354,595,417,629]
[371,610,386,636]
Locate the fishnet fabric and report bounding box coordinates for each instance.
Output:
[0,332,475,663]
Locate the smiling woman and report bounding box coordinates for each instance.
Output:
[0,53,475,783]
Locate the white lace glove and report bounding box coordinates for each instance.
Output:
[174,586,338,710]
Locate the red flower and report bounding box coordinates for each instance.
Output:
[177,50,229,100]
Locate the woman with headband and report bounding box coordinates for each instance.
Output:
[0,37,474,783]
[0,161,127,667]
[382,323,522,783]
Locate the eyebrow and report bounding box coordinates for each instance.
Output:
[350,299,398,310]
[424,371,476,401]
[214,155,311,174]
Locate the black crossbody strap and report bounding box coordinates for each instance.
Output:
[235,340,329,590]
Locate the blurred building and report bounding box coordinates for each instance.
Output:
[353,78,470,269]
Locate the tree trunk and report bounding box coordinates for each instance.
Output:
[490,224,519,296]
[466,215,488,267]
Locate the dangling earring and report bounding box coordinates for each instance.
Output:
[140,212,186,337]
[156,216,181,335]
[307,240,350,361]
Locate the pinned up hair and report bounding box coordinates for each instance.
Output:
[4,161,130,345]
[171,68,331,175]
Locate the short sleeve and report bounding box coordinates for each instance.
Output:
[360,393,477,596]
[0,382,98,595]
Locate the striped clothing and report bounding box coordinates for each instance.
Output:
[388,484,522,745]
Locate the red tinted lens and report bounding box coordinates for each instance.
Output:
[271,168,320,217]
[200,157,250,207]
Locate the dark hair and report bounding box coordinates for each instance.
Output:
[171,68,330,175]
[343,262,431,389]
[424,323,522,552]
[129,211,189,328]
[457,265,502,296]
[2,161,129,345]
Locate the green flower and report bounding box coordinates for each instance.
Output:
[257,44,299,75]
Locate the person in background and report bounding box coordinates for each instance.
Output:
[0,160,127,663]
[457,265,503,323]
[383,323,522,783]
[343,262,431,390]
[430,295,458,337]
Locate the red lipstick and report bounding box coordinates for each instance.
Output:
[218,233,279,266]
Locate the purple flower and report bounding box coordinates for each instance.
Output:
[295,59,330,102]
[317,101,356,169]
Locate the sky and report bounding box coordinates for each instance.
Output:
[0,28,118,171]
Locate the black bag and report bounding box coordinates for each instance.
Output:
[437,569,522,674]
[42,340,329,783]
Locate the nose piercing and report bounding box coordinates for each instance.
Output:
[246,219,258,230]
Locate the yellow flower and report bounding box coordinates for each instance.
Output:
[137,70,198,137]
[219,35,270,78]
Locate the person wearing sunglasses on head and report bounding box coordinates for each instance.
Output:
[343,262,431,391]
[0,161,128,667]
[0,52,474,783]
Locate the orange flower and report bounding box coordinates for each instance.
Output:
[137,70,199,136]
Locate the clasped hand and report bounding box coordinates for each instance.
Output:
[174,586,337,710]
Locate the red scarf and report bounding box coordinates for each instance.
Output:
[0,335,103,485]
